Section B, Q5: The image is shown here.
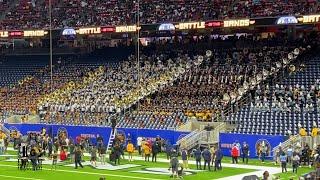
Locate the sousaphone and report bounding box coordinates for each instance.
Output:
[293,48,300,56]
[206,50,212,57]
[288,53,294,60]
[223,93,230,102]
[238,87,245,96]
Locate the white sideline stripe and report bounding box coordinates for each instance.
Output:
[0,174,44,180]
[0,164,164,180]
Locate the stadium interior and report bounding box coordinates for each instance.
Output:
[0,0,320,180]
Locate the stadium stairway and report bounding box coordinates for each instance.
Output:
[272,135,313,160]
[106,129,117,152]
[176,122,226,151]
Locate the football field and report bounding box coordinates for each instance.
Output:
[0,151,313,180]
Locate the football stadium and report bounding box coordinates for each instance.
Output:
[1,0,320,180]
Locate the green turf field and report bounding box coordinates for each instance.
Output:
[0,151,314,180]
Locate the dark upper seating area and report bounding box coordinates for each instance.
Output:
[0,0,319,30]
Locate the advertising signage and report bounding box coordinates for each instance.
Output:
[175,22,205,30]
[24,30,47,37]
[9,31,23,37]
[158,23,175,31]
[276,16,298,25]
[223,19,253,27]
[0,31,8,38]
[115,25,139,33]
[205,21,222,28]
[101,27,115,33]
[76,27,101,35]
[62,28,76,36]
[1,14,320,39]
[301,14,320,23]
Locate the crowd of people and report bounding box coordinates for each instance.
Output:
[0,58,101,118]
[0,34,307,130]
[0,127,226,174]
[0,0,319,29]
[37,51,193,126]
[0,34,312,130]
[274,143,320,175]
[137,35,298,125]
[251,79,320,113]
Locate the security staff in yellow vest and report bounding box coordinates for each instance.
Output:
[311,126,319,147]
[311,127,319,137]
[299,126,308,147]
[299,127,307,136]
[0,130,6,140]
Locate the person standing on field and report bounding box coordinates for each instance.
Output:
[127,141,134,162]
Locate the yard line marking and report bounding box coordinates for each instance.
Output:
[0,174,44,180]
[0,164,165,180]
